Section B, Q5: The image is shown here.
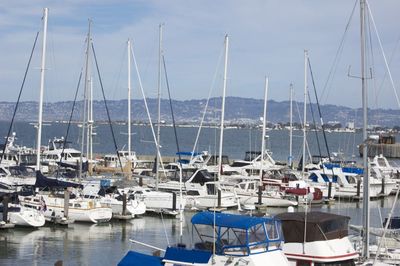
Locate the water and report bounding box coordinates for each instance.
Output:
[0,121,373,162]
[0,197,397,265]
[0,121,398,265]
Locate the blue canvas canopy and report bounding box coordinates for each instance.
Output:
[164,247,211,264]
[118,251,162,266]
[191,211,269,230]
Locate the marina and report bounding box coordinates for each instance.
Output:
[1,1,400,265]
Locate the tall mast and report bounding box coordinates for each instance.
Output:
[89,76,93,163]
[289,83,293,169]
[360,0,370,259]
[259,77,268,196]
[126,39,132,180]
[36,8,48,171]
[217,35,229,181]
[80,19,91,179]
[302,50,308,176]
[127,39,132,158]
[155,24,163,190]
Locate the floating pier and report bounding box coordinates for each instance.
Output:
[0,221,15,229]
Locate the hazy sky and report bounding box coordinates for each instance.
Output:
[0,0,399,109]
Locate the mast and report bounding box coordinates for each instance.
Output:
[80,20,91,180]
[36,8,48,171]
[155,24,163,190]
[289,83,293,169]
[217,35,229,182]
[360,0,370,259]
[258,77,268,204]
[126,39,132,179]
[89,76,93,164]
[302,50,308,176]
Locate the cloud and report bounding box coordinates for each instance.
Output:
[0,0,399,109]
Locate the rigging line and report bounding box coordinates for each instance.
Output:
[0,31,40,165]
[308,58,333,160]
[376,33,400,102]
[294,100,312,165]
[162,54,184,243]
[162,55,181,160]
[160,212,170,246]
[129,43,167,178]
[91,43,124,173]
[190,43,224,161]
[307,91,323,161]
[366,0,400,108]
[320,0,358,102]
[56,70,83,178]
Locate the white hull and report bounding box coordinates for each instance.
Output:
[284,238,358,265]
[9,210,46,227]
[19,195,112,223]
[124,187,187,213]
[100,198,146,217]
[335,181,397,199]
[185,193,237,209]
[163,248,289,265]
[1,206,45,227]
[238,194,298,207]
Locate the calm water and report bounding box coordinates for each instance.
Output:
[0,121,399,265]
[0,198,398,266]
[0,121,377,162]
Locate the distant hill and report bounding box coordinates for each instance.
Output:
[0,97,398,127]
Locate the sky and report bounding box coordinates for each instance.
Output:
[0,0,399,109]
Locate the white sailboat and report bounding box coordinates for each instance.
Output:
[0,203,45,228]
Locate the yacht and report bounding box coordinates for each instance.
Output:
[276,211,359,265]
[19,192,112,224]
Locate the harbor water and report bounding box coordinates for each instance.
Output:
[0,121,399,265]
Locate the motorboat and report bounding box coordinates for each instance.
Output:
[118,211,289,265]
[19,193,112,224]
[276,211,359,265]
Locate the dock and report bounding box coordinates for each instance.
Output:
[359,134,400,158]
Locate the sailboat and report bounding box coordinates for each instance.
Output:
[19,11,112,224]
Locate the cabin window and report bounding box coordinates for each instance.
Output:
[206,184,217,195]
[69,203,73,207]
[248,183,255,190]
[33,199,40,202]
[315,260,355,266]
[74,204,81,208]
[296,261,311,266]
[265,221,281,241]
[187,190,200,196]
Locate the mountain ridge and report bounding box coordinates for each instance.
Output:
[0,97,398,127]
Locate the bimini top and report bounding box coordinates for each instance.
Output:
[191,211,271,230]
[276,211,350,243]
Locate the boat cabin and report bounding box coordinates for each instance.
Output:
[191,211,284,256]
[275,211,358,266]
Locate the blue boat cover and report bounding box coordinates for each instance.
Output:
[35,171,83,189]
[191,211,269,230]
[164,247,212,263]
[176,151,201,156]
[118,251,163,266]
